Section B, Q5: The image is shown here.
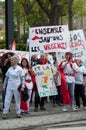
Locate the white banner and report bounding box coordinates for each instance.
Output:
[29,25,70,56]
[33,64,57,97]
[70,29,86,61]
[56,29,86,64]
[0,49,29,63]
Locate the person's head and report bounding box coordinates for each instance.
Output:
[75,59,82,66]
[31,54,38,60]
[11,55,19,66]
[65,52,73,61]
[21,58,29,68]
[40,54,46,61]
[7,53,12,61]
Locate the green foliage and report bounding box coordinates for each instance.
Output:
[0,40,5,49]
[0,43,5,49]
[16,43,27,51]
[14,0,86,39]
[0,40,5,44]
[73,0,86,16]
[0,40,27,51]
[20,33,28,43]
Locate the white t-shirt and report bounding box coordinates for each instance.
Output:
[23,68,33,90]
[23,68,31,81]
[6,65,24,90]
[75,65,86,84]
[62,61,79,83]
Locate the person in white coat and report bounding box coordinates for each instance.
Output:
[2,55,24,119]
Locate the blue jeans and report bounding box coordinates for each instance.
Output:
[67,83,75,106]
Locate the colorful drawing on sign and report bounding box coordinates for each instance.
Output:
[40,70,51,90]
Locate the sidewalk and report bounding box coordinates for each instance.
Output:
[48,127,86,130]
[0,100,86,130]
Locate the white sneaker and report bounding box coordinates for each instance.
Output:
[72,106,77,111]
[76,106,80,110]
[62,106,67,112]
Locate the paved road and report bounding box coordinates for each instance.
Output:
[0,100,86,130]
[48,127,86,130]
[0,93,86,130]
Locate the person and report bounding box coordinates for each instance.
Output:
[51,58,62,107]
[0,56,3,111]
[2,53,12,81]
[34,53,48,112]
[45,53,54,65]
[30,65,36,104]
[55,71,62,106]
[74,59,86,109]
[58,52,80,111]
[31,54,39,67]
[2,55,24,119]
[20,58,33,113]
[1,53,13,109]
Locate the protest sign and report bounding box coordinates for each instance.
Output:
[33,64,57,97]
[70,29,86,61]
[29,25,70,56]
[56,29,86,64]
[0,49,29,63]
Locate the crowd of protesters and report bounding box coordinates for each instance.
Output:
[0,52,86,119]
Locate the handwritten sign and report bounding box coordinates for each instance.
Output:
[29,25,70,56]
[33,64,57,97]
[70,29,86,61]
[56,29,86,64]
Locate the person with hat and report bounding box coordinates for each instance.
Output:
[2,55,24,119]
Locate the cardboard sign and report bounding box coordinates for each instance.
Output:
[56,29,86,64]
[29,25,70,56]
[33,64,57,97]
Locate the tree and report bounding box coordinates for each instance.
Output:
[14,0,28,43]
[72,0,86,29]
[18,0,34,25]
[18,0,68,26]
[35,0,68,25]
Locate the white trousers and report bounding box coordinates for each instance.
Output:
[3,89,21,115]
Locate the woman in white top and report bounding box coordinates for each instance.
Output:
[60,52,79,111]
[20,58,33,113]
[75,59,86,109]
[2,55,24,119]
